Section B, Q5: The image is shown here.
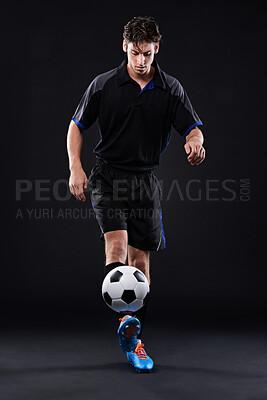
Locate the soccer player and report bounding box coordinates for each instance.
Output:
[67,16,205,372]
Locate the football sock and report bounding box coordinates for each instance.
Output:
[134,290,150,340]
[104,261,125,277]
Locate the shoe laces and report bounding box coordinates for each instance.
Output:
[119,315,136,322]
[134,343,148,360]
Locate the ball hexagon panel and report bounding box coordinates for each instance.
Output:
[107,282,124,299]
[119,272,138,290]
[134,282,150,299]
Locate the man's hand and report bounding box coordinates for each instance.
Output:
[69,168,88,201]
[184,127,206,166]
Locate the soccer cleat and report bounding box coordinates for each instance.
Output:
[117,315,141,353]
[127,341,154,372]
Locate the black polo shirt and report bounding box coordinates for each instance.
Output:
[72,57,203,171]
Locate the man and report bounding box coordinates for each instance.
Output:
[67,16,205,372]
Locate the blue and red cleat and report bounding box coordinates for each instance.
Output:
[118,315,154,372]
[117,315,141,353]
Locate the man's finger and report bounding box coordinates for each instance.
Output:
[188,143,199,158]
[187,148,195,160]
[194,153,203,164]
[184,143,191,155]
[77,184,88,201]
[76,185,84,196]
[70,184,77,197]
[72,185,81,200]
[189,145,202,163]
[70,179,88,200]
[78,188,86,201]
[69,185,74,195]
[74,185,81,197]
[197,148,205,163]
[194,148,205,165]
[188,148,197,162]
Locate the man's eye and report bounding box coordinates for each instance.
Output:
[131,51,151,56]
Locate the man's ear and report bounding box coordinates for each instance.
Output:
[154,42,160,54]
[122,40,127,53]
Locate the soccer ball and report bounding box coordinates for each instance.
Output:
[102,265,150,313]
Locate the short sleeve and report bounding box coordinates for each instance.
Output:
[72,77,101,130]
[171,79,203,138]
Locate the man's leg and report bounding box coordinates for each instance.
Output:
[125,244,153,372]
[127,244,150,283]
[127,244,151,341]
[103,230,153,371]
[103,229,141,353]
[104,230,128,266]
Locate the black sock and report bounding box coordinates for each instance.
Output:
[135,290,150,340]
[104,261,125,277]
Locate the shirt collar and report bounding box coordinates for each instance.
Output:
[117,56,166,90]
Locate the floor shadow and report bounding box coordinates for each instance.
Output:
[155,364,267,379]
[0,362,128,377]
[1,363,266,379]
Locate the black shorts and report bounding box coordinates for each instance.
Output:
[88,158,166,251]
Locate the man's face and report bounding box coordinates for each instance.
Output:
[123,40,159,76]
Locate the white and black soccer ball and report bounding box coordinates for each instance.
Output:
[102,266,150,313]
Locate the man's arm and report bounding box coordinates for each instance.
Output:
[67,120,88,201]
[184,127,206,166]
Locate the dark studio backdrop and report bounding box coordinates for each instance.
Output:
[3,0,266,326]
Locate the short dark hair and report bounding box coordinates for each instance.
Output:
[123,16,162,48]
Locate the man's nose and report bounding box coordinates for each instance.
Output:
[137,54,145,65]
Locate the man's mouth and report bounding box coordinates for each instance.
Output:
[136,66,146,71]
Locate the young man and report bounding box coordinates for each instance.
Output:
[67,16,205,372]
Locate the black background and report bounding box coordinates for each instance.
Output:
[4,0,266,324]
